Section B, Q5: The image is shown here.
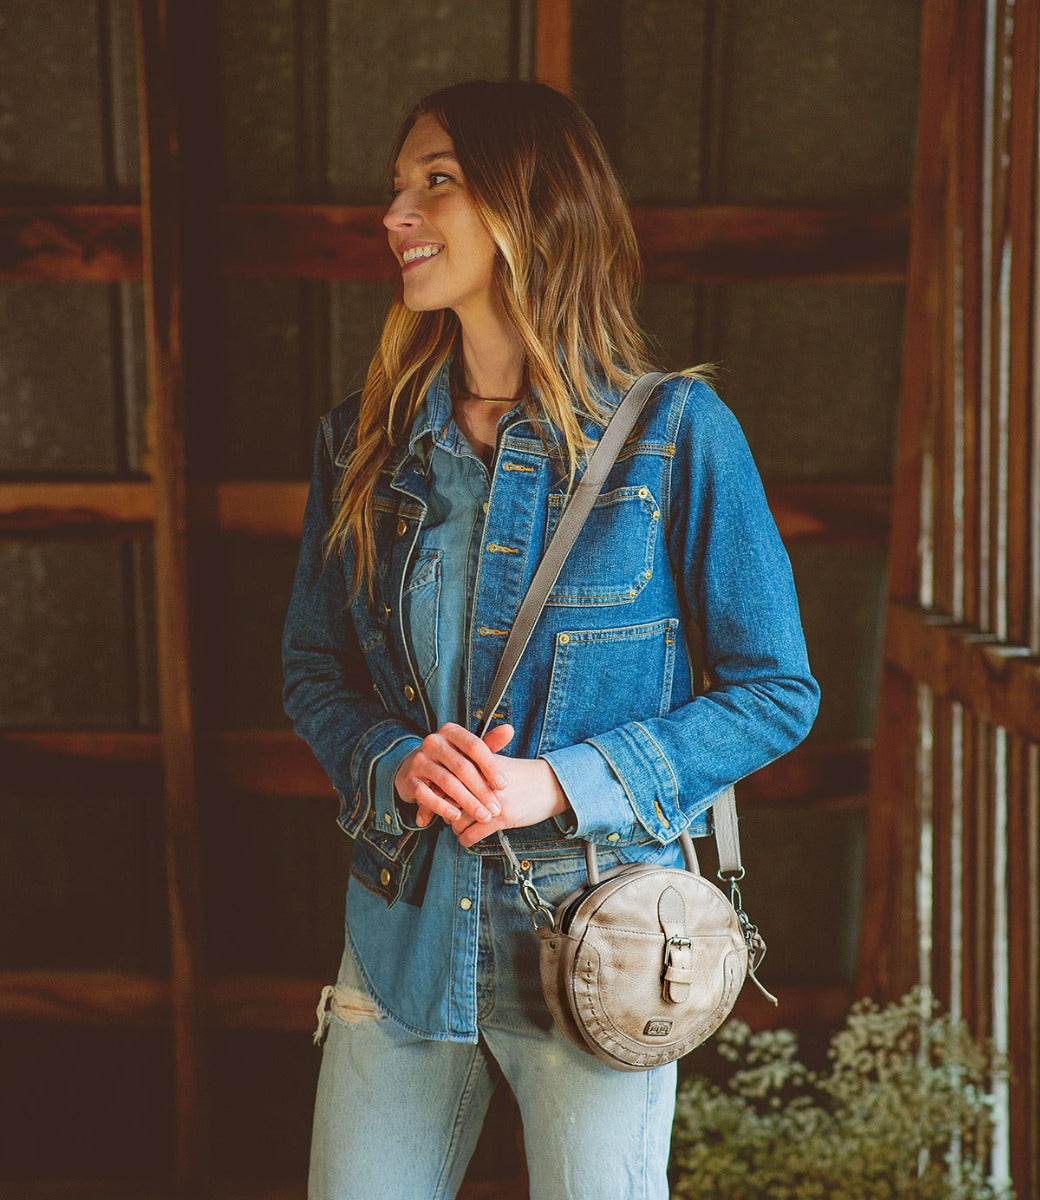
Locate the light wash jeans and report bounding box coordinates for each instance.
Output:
[309,853,677,1200]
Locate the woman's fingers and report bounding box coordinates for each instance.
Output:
[482,722,514,755]
[421,724,511,815]
[412,780,461,823]
[439,723,512,792]
[394,723,517,828]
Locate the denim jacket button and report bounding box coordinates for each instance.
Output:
[607,832,620,843]
[379,868,392,887]
[459,897,472,911]
[404,684,416,701]
[396,518,408,536]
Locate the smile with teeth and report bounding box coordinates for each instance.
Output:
[402,244,442,265]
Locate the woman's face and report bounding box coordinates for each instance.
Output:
[384,115,499,321]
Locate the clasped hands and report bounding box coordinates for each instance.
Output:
[393,722,570,849]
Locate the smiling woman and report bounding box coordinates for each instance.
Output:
[281,79,819,1200]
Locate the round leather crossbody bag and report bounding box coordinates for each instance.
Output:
[536,833,757,1072]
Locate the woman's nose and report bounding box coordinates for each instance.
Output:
[383,194,417,231]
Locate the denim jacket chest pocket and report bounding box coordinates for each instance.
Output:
[401,548,441,685]
[544,483,661,606]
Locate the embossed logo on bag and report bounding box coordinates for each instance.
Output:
[644,1019,672,1036]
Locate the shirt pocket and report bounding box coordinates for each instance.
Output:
[544,485,660,606]
[535,617,679,756]
[402,548,442,685]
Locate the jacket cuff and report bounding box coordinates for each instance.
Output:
[539,742,643,846]
[588,722,695,843]
[369,734,425,835]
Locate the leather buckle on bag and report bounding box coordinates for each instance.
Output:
[662,934,695,1004]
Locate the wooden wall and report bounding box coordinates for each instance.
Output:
[861,2,1040,1197]
[0,1,921,1196]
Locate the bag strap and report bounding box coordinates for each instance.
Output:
[476,372,743,881]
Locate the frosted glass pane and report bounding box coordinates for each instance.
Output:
[572,0,708,203]
[327,0,515,203]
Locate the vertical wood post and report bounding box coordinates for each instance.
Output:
[535,0,572,93]
[133,1,208,1190]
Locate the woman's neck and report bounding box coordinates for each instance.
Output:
[455,305,526,400]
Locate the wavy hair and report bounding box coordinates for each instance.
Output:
[325,79,715,593]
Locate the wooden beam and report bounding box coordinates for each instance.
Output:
[631,205,908,283]
[860,0,963,1004]
[134,0,209,1187]
[884,600,1040,743]
[0,970,854,1034]
[0,203,909,284]
[0,482,153,538]
[0,729,867,808]
[0,971,169,1025]
[0,204,142,279]
[1008,740,1040,1200]
[764,481,890,543]
[535,0,571,93]
[731,983,857,1030]
[0,479,890,543]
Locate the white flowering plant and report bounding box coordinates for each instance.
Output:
[670,988,1012,1200]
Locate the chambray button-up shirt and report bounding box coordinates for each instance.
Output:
[353,379,623,1039]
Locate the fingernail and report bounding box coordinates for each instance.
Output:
[488,800,502,816]
[494,774,508,789]
[477,807,491,822]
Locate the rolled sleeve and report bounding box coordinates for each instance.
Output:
[539,742,642,845]
[369,734,425,834]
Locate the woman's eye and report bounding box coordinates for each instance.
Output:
[428,172,452,188]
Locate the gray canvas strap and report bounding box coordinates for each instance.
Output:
[476,372,742,879]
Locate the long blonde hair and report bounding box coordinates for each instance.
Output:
[326,79,714,593]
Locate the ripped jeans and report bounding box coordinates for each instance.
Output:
[308,854,677,1200]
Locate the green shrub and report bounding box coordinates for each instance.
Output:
[670,988,1011,1200]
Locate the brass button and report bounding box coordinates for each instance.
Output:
[638,486,649,498]
[482,501,489,513]
[559,633,570,644]
[396,518,408,536]
[520,859,531,871]
[607,832,620,843]
[403,683,416,701]
[379,868,392,887]
[652,510,660,520]
[384,812,392,824]
[645,570,652,579]
[459,897,472,911]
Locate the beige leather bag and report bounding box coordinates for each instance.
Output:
[479,374,776,1072]
[533,822,770,1070]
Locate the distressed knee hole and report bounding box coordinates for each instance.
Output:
[313,983,383,1043]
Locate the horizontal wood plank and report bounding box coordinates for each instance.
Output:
[0,203,908,283]
[0,480,890,542]
[631,204,908,282]
[0,730,868,806]
[884,600,1040,742]
[0,970,857,1034]
[0,481,154,537]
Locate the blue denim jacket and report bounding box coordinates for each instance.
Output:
[281,361,819,1038]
